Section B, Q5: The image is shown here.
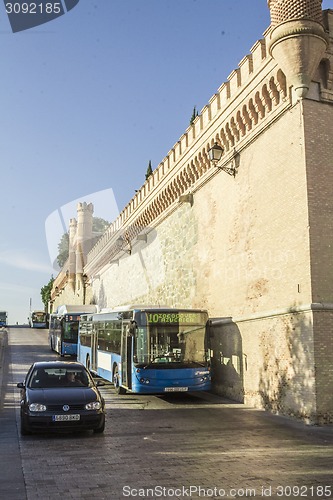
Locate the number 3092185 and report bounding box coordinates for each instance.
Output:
[5,3,62,14]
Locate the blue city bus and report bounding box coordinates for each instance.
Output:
[49,305,98,357]
[0,311,7,327]
[78,305,211,394]
[29,310,47,328]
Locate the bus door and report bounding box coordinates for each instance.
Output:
[91,323,98,372]
[121,321,133,390]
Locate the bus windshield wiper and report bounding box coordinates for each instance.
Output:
[179,326,204,336]
[142,358,206,369]
[142,356,173,368]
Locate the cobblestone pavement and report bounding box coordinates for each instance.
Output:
[1,328,333,500]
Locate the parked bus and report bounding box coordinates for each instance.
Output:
[78,305,211,394]
[49,305,98,356]
[0,311,7,327]
[29,310,47,329]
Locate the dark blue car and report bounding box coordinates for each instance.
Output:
[17,361,105,434]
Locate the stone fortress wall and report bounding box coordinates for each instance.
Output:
[51,1,333,423]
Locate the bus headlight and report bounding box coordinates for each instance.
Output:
[29,403,47,412]
[85,401,101,410]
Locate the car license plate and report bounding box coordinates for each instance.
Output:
[164,387,188,392]
[52,414,80,422]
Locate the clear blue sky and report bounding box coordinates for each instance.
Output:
[0,0,331,323]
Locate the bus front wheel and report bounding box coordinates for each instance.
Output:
[113,367,126,395]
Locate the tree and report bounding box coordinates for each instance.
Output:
[190,106,199,126]
[92,217,110,234]
[40,276,54,309]
[145,160,153,180]
[57,233,69,268]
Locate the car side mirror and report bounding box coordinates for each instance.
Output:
[17,382,25,389]
[96,380,105,387]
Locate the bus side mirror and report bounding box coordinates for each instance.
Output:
[128,321,137,336]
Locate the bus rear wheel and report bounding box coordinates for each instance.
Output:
[113,367,126,395]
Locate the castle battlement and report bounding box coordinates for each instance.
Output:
[62,9,333,279]
[84,14,333,280]
[84,29,289,276]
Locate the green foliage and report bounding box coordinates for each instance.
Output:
[190,106,199,126]
[92,217,110,234]
[57,233,69,268]
[145,160,153,180]
[40,276,54,308]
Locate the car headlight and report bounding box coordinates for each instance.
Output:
[29,403,47,412]
[85,401,101,410]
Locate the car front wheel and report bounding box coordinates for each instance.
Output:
[93,416,105,434]
[20,416,31,435]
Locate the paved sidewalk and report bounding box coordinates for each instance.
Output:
[0,328,7,406]
[0,331,27,499]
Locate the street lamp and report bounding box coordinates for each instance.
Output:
[208,142,223,163]
[208,142,236,177]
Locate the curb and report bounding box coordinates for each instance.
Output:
[0,328,8,409]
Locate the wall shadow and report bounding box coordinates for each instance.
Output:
[258,311,319,424]
[95,281,107,309]
[209,318,244,403]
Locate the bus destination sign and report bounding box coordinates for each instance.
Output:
[146,312,206,325]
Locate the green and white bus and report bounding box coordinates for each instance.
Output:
[29,310,47,328]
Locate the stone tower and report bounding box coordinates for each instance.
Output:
[68,218,77,292]
[75,202,93,291]
[268,0,329,97]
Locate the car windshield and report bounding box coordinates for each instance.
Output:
[29,367,91,388]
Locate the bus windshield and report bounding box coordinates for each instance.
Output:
[32,312,45,323]
[63,321,79,342]
[134,311,208,368]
